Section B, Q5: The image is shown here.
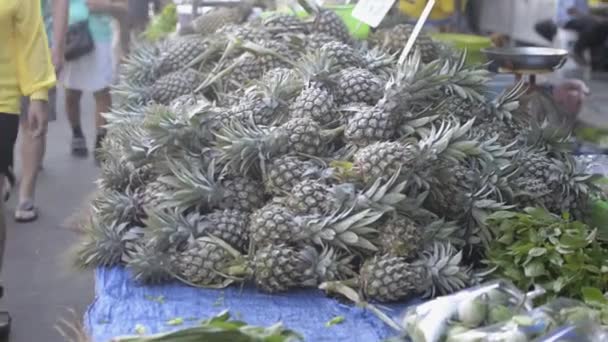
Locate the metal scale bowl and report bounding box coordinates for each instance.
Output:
[482,47,569,89]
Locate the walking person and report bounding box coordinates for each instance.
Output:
[14,0,69,223]
[0,0,56,334]
[62,0,126,161]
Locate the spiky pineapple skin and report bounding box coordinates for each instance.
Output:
[345,105,397,146]
[291,86,338,126]
[220,176,265,212]
[249,204,301,247]
[378,217,422,258]
[173,238,228,286]
[320,42,363,69]
[360,255,422,302]
[150,69,201,105]
[283,118,324,155]
[157,36,208,76]
[354,141,418,181]
[311,9,352,44]
[335,67,383,105]
[287,179,335,215]
[253,244,312,293]
[265,156,320,195]
[199,210,250,252]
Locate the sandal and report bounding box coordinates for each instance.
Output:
[14,200,38,223]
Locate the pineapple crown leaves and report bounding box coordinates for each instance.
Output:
[436,51,490,103]
[98,156,134,192]
[296,49,340,86]
[415,241,472,298]
[122,240,174,284]
[143,105,210,155]
[158,157,225,211]
[73,217,138,269]
[91,189,142,226]
[422,220,466,249]
[213,118,284,178]
[143,208,199,252]
[303,207,384,253]
[488,79,528,121]
[287,245,358,286]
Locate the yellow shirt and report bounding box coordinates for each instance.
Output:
[399,0,461,21]
[0,0,56,115]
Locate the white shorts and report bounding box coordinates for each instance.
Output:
[62,41,114,93]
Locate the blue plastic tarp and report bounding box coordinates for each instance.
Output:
[86,267,416,342]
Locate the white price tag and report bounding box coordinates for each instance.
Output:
[352,0,397,28]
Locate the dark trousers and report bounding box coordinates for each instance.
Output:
[564,17,608,56]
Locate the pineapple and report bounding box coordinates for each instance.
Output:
[363,48,396,81]
[306,33,339,50]
[198,209,250,252]
[92,189,145,227]
[353,141,419,181]
[190,1,254,36]
[262,13,309,35]
[368,24,439,63]
[140,180,172,211]
[217,23,272,42]
[249,204,383,253]
[230,70,303,125]
[334,67,383,105]
[378,218,462,259]
[144,69,202,105]
[172,236,244,288]
[265,156,322,195]
[320,41,364,69]
[286,179,336,215]
[253,244,355,293]
[160,157,265,212]
[360,242,471,302]
[74,217,140,268]
[117,40,165,87]
[215,117,338,178]
[298,0,352,44]
[123,240,173,284]
[286,169,409,216]
[291,86,338,126]
[157,36,209,76]
[145,209,249,251]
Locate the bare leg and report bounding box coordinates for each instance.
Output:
[93,88,111,164]
[65,88,83,131]
[65,88,88,155]
[17,118,46,211]
[93,88,111,133]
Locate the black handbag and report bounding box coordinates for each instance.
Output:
[65,20,95,61]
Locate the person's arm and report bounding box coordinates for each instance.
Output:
[52,0,69,73]
[15,0,56,136]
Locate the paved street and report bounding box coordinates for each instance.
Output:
[3,88,96,342]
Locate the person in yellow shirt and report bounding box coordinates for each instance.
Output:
[398,0,464,30]
[0,0,55,333]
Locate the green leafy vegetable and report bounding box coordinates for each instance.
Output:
[166,317,184,326]
[482,208,608,302]
[111,310,302,342]
[325,316,345,327]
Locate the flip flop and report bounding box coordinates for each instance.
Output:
[14,200,38,223]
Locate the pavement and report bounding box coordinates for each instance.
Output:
[3,88,97,342]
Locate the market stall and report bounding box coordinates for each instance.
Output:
[77,1,608,341]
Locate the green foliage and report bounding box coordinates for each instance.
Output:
[113,310,302,341]
[144,4,178,42]
[482,208,608,302]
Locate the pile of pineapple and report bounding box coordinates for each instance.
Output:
[75,1,600,304]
